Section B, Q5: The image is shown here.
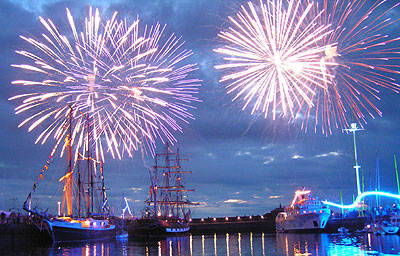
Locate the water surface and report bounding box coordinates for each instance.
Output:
[2,232,400,255]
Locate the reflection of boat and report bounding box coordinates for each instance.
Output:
[389,214,400,230]
[126,143,196,237]
[337,227,349,233]
[160,236,190,255]
[366,220,399,235]
[129,235,191,254]
[23,108,115,242]
[275,188,330,232]
[381,220,399,234]
[276,233,329,256]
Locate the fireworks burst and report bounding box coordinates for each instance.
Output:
[10,7,201,161]
[214,0,332,120]
[307,0,400,134]
[216,0,400,135]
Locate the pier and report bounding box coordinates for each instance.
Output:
[190,215,276,234]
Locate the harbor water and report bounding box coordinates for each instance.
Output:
[1,232,400,255]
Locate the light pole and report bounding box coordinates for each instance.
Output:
[344,123,363,196]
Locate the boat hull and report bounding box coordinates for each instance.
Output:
[46,219,116,242]
[126,218,190,237]
[368,221,400,235]
[276,212,330,232]
[382,225,400,234]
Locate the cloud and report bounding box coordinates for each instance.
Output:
[207,153,216,159]
[130,187,143,193]
[191,201,208,207]
[261,145,273,150]
[223,199,248,204]
[263,156,274,165]
[264,187,272,192]
[9,0,123,15]
[269,195,283,199]
[235,151,251,157]
[0,162,14,169]
[292,154,304,159]
[314,151,341,158]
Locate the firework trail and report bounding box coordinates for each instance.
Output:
[307,0,400,135]
[10,7,201,161]
[214,0,333,121]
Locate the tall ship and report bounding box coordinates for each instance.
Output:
[126,143,197,237]
[276,188,330,232]
[23,108,115,242]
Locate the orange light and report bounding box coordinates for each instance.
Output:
[291,189,311,207]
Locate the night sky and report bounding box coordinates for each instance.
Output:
[1,0,400,218]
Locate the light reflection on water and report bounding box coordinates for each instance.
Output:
[2,232,400,255]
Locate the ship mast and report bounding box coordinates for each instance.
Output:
[77,157,81,217]
[99,162,110,214]
[84,114,98,216]
[164,143,170,217]
[147,142,196,219]
[89,117,94,214]
[67,107,72,215]
[175,147,181,218]
[152,157,158,217]
[86,115,90,215]
[376,153,381,207]
[60,106,73,216]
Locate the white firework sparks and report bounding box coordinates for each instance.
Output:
[10,7,201,161]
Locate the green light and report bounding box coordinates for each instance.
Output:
[395,154,399,194]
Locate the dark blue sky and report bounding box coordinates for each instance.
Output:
[1,0,400,218]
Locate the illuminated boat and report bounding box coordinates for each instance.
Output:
[23,108,115,242]
[389,214,400,230]
[381,220,399,234]
[366,220,399,235]
[370,214,400,235]
[43,216,115,242]
[40,153,116,242]
[126,143,196,237]
[127,217,190,237]
[275,188,330,232]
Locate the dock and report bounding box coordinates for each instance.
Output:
[190,215,275,234]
